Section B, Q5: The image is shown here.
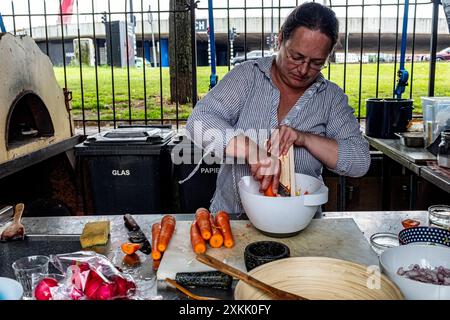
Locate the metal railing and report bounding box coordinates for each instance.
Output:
[0,0,448,134]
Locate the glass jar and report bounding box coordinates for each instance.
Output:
[428,205,450,230]
[437,130,450,169]
[369,232,399,256]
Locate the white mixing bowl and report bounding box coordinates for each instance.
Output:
[238,173,328,237]
[380,244,450,300]
[0,277,23,300]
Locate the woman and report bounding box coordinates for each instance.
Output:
[186,2,370,214]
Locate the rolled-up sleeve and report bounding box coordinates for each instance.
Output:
[325,90,371,177]
[186,63,251,158]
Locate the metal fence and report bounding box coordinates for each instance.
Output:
[0,0,448,134]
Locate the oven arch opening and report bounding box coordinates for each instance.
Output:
[6,91,55,150]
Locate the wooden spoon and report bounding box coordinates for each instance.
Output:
[165,278,219,300]
[196,253,307,300]
[0,203,25,241]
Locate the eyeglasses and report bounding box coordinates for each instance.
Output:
[284,48,328,71]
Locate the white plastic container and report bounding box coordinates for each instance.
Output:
[421,97,450,146]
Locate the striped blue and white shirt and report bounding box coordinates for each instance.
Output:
[186,56,370,213]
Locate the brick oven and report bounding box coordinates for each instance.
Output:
[0,33,74,164]
[0,33,80,216]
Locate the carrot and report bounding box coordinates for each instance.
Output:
[195,208,212,240]
[122,253,140,267]
[263,178,276,197]
[157,215,176,252]
[215,211,234,248]
[152,259,161,271]
[190,221,206,254]
[209,215,224,248]
[121,242,141,255]
[151,223,162,260]
[264,186,276,197]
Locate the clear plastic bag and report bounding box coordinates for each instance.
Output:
[33,251,137,300]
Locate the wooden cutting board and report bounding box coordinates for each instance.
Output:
[156,218,379,280]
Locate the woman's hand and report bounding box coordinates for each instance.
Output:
[269,125,339,170]
[226,134,282,194]
[269,125,306,156]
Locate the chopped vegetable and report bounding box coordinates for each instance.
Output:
[195,208,212,240]
[122,253,140,267]
[157,215,176,252]
[402,219,420,229]
[190,221,207,254]
[121,242,141,255]
[215,211,234,248]
[209,215,224,248]
[397,264,450,285]
[264,182,276,197]
[151,223,162,260]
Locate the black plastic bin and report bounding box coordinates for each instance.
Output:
[365,98,413,139]
[75,126,175,215]
[167,135,221,213]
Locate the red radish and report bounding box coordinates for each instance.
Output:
[96,282,117,300]
[126,280,136,293]
[34,278,58,300]
[77,262,90,272]
[84,275,103,299]
[70,287,84,300]
[113,276,128,298]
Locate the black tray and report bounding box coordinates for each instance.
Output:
[1,235,81,278]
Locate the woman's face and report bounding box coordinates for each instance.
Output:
[275,26,332,90]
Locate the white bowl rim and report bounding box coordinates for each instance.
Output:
[238,174,326,199]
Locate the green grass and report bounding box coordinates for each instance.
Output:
[53,62,450,122]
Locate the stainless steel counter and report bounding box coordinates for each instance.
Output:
[0,211,428,300]
[365,135,450,194]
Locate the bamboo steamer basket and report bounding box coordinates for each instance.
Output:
[234,257,404,300]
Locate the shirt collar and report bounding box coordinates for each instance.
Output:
[253,55,328,93]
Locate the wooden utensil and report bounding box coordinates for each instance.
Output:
[196,253,307,300]
[279,146,296,196]
[165,278,220,300]
[0,203,25,241]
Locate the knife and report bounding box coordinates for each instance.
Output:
[123,214,152,255]
[278,182,291,197]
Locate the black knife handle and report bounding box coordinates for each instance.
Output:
[124,214,140,231]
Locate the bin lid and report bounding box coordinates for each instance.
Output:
[83,127,175,146]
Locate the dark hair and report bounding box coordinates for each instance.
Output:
[281,2,339,52]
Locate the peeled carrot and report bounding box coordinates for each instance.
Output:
[190,221,206,254]
[151,223,162,260]
[152,259,161,271]
[195,208,212,240]
[157,215,176,252]
[215,211,234,248]
[121,242,141,255]
[209,215,224,248]
[264,186,276,197]
[263,178,276,197]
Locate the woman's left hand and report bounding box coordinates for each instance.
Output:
[269,125,307,156]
